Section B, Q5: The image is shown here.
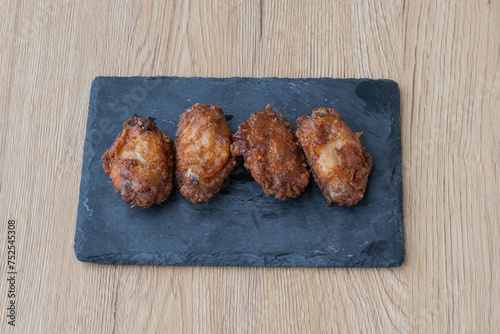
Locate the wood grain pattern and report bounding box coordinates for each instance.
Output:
[0,0,498,332]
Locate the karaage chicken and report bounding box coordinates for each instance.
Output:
[231,105,310,200]
[175,103,237,203]
[296,108,372,206]
[102,117,175,208]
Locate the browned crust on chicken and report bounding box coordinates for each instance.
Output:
[175,104,237,203]
[296,108,372,206]
[102,117,175,208]
[231,105,310,200]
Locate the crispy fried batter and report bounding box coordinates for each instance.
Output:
[175,104,237,203]
[296,108,372,206]
[231,105,310,200]
[102,117,175,208]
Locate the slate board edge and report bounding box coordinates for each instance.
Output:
[390,83,404,268]
[77,253,404,268]
[89,75,400,87]
[74,77,101,261]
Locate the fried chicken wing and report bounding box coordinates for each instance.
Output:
[296,108,372,206]
[102,117,175,208]
[175,104,237,203]
[231,105,310,200]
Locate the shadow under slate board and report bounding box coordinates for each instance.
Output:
[74,77,404,267]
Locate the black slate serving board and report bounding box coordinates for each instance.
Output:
[75,77,403,267]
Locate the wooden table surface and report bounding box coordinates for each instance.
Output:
[0,0,498,333]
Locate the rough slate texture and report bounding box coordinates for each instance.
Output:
[74,77,404,267]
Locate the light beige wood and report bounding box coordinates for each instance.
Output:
[0,0,498,332]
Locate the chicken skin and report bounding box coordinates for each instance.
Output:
[175,104,237,203]
[296,108,372,206]
[231,105,310,200]
[102,117,175,208]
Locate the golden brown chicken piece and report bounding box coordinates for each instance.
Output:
[175,104,237,203]
[102,117,175,208]
[231,105,310,200]
[296,108,372,206]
